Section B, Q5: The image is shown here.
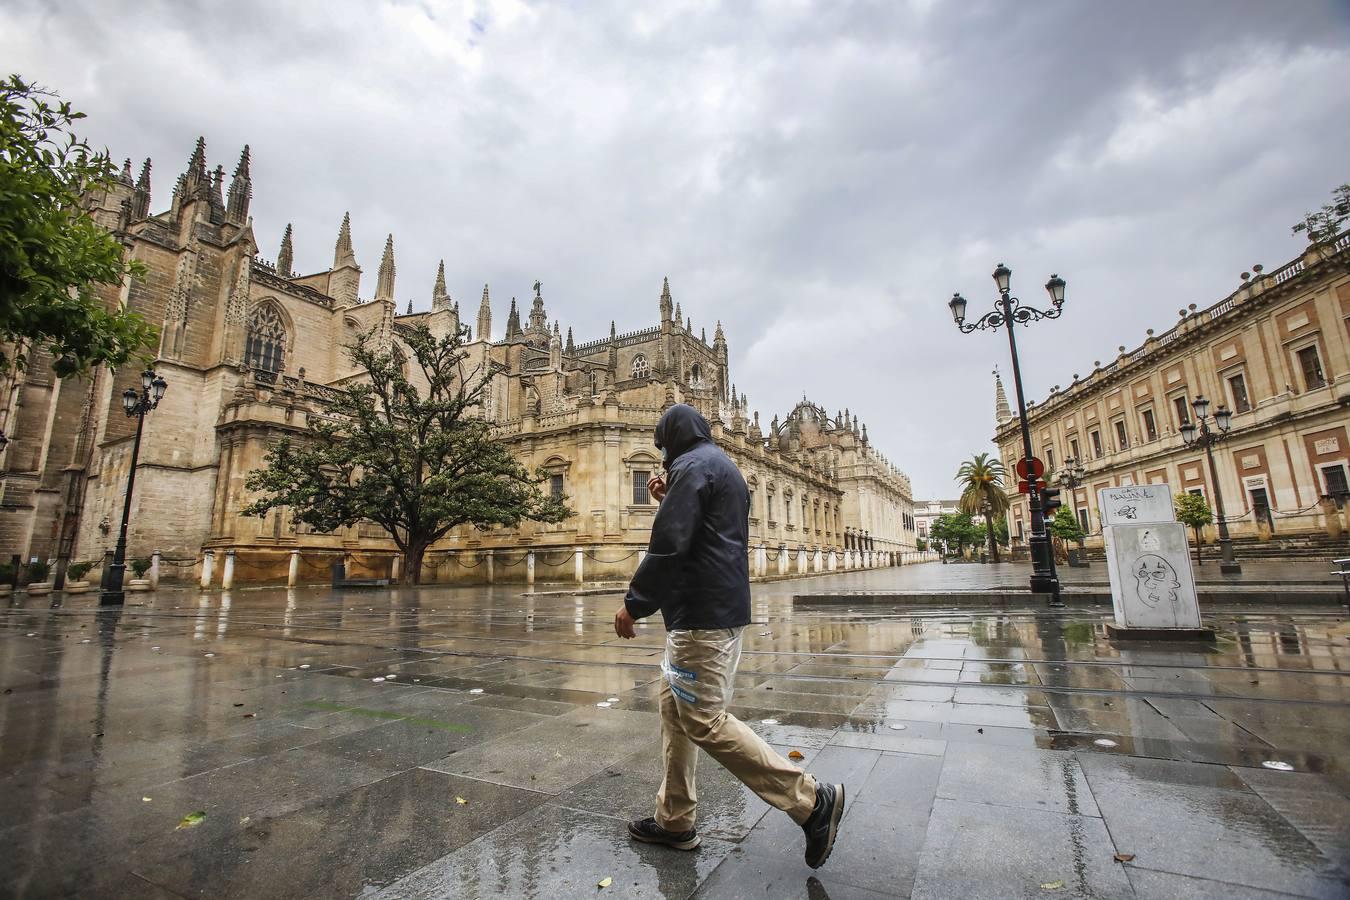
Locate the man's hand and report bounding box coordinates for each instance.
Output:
[648,472,668,503]
[614,605,637,639]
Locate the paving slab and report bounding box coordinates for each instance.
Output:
[909,799,1134,900]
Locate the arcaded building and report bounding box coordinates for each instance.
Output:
[0,139,917,584]
[994,228,1350,547]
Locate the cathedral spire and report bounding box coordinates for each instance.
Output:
[660,276,673,323]
[432,259,451,311]
[131,158,152,220]
[210,164,226,216]
[507,298,520,337]
[276,223,293,277]
[565,327,574,354]
[226,145,251,224]
[994,367,1012,424]
[608,320,618,373]
[180,136,209,201]
[333,212,356,268]
[375,234,396,301]
[477,284,492,341]
[119,158,134,185]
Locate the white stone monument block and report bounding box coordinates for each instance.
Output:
[1103,522,1201,629]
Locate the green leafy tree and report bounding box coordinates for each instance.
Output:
[1174,491,1213,563]
[957,452,1010,563]
[244,323,572,584]
[915,537,927,552]
[1,75,156,376]
[930,512,984,558]
[993,516,1010,548]
[1048,507,1084,548]
[1292,182,1350,246]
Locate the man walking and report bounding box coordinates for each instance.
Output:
[613,403,845,869]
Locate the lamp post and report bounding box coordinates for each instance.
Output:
[100,369,168,606]
[1056,457,1089,567]
[1180,394,1241,575]
[949,264,1066,607]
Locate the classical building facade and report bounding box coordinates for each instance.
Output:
[994,229,1350,547]
[912,499,959,543]
[0,139,917,584]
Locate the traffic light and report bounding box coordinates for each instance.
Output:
[1040,487,1063,515]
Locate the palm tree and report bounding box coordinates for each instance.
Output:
[957,452,1011,563]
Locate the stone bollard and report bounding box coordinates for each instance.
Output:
[828,550,837,571]
[527,550,536,586]
[575,548,584,584]
[149,549,162,590]
[221,550,236,590]
[813,549,823,572]
[757,545,767,578]
[390,554,402,583]
[200,550,214,589]
[777,545,788,576]
[485,549,494,585]
[797,547,807,574]
[288,549,300,587]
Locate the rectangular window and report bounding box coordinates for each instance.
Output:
[1090,430,1102,458]
[1113,420,1128,451]
[1069,438,1080,462]
[1298,345,1326,390]
[1228,372,1251,414]
[549,474,564,500]
[767,493,775,523]
[1077,508,1089,531]
[1322,464,1349,501]
[785,498,793,525]
[748,489,756,518]
[1173,395,1190,427]
[1141,408,1157,442]
[1045,446,1056,472]
[632,469,651,505]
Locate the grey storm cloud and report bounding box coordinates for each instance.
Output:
[4,0,1348,496]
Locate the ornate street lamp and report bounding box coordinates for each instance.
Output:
[1180,394,1241,575]
[1056,456,1089,567]
[949,264,1067,606]
[101,369,168,605]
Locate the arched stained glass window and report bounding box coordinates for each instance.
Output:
[631,354,650,379]
[245,303,287,373]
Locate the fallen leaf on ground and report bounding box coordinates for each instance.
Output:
[597,876,612,889]
[242,713,255,718]
[175,811,206,830]
[1113,853,1135,862]
[788,750,805,760]
[455,796,469,806]
[142,797,152,803]
[1040,880,1064,891]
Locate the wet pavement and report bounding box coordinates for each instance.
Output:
[3,563,1349,899]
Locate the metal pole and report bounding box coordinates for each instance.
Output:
[101,403,145,606]
[1001,292,1062,606]
[1203,433,1242,575]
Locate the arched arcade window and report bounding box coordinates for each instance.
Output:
[245,303,288,373]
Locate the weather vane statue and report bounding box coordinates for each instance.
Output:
[533,279,542,298]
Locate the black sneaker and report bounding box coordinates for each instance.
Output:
[802,782,845,869]
[628,817,701,850]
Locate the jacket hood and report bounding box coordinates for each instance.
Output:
[654,403,712,465]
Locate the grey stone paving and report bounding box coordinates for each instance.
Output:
[2,561,1349,898]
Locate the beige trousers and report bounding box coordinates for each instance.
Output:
[655,627,817,832]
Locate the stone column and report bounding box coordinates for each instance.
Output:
[527,550,536,586]
[575,548,585,584]
[813,548,823,572]
[200,550,214,589]
[390,554,401,583]
[485,550,494,584]
[777,545,787,576]
[288,549,300,587]
[796,547,806,574]
[828,550,837,571]
[150,549,161,590]
[221,550,235,589]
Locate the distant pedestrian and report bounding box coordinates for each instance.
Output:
[614,403,844,868]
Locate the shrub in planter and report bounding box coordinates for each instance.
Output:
[26,560,53,594]
[64,561,96,593]
[128,557,153,591]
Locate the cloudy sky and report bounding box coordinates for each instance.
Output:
[5,0,1349,497]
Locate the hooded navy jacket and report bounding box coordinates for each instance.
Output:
[624,404,752,630]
